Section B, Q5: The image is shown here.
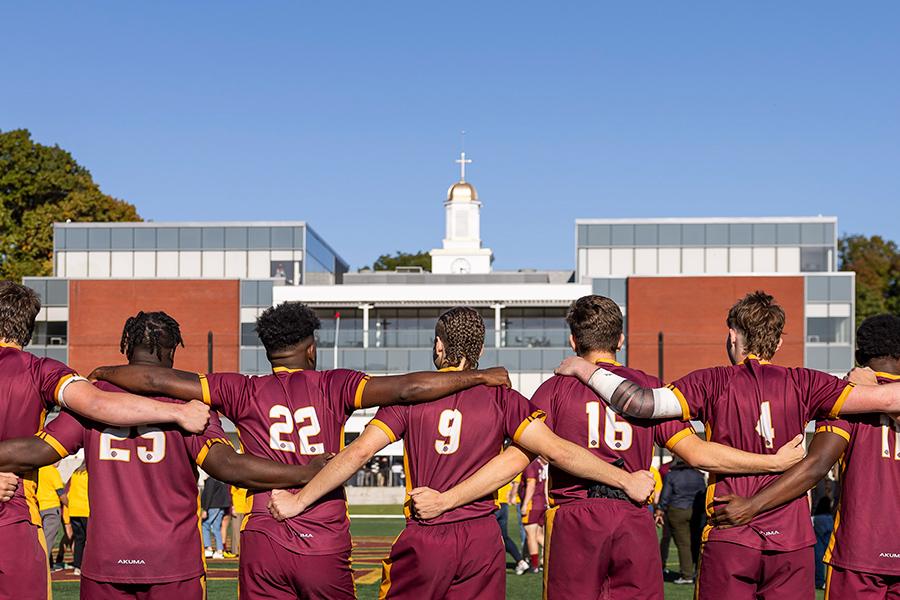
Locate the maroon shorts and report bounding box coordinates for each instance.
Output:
[238,530,354,600]
[379,515,505,600]
[825,565,900,600]
[523,503,546,527]
[697,541,814,600]
[543,499,663,600]
[79,576,205,600]
[0,521,50,600]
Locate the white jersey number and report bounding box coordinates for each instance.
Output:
[755,401,775,449]
[586,402,633,451]
[99,427,166,464]
[881,415,900,460]
[269,405,325,455]
[435,409,462,455]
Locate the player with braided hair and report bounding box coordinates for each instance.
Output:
[119,311,184,361]
[268,306,657,600]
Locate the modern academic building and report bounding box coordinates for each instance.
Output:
[24,155,855,453]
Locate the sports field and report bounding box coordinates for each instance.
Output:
[49,504,825,599]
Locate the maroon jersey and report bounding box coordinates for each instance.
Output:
[370,380,544,525]
[199,367,368,555]
[37,381,230,584]
[522,459,547,511]
[0,344,77,528]
[818,371,900,576]
[531,361,693,507]
[670,355,854,551]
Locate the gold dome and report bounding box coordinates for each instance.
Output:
[447,181,478,202]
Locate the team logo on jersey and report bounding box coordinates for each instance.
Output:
[879,552,900,559]
[117,559,147,565]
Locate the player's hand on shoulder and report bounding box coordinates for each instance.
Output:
[481,367,511,388]
[846,366,877,385]
[176,400,210,434]
[622,470,655,505]
[709,494,757,529]
[268,489,304,521]
[554,356,595,382]
[87,366,111,382]
[408,487,451,521]
[0,472,18,502]
[772,434,805,472]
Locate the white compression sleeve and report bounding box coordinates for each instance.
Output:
[587,368,684,419]
[650,387,686,419]
[586,367,626,402]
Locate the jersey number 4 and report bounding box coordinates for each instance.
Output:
[269,405,324,455]
[881,415,900,460]
[586,402,633,451]
[99,427,166,464]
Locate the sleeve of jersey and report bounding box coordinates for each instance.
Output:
[667,368,724,422]
[653,418,696,450]
[801,369,855,420]
[325,369,370,413]
[200,372,249,419]
[814,419,852,444]
[529,380,556,430]
[36,411,86,459]
[369,405,407,444]
[505,390,546,443]
[188,410,233,467]
[36,356,80,409]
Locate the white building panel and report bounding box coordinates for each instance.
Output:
[110,252,133,278]
[248,251,271,278]
[610,249,633,275]
[65,252,88,277]
[156,252,179,277]
[828,303,852,318]
[729,248,752,273]
[88,252,110,278]
[225,251,248,278]
[202,252,225,277]
[179,252,202,277]
[133,252,156,277]
[806,304,829,317]
[658,248,680,275]
[681,248,704,274]
[634,248,657,275]
[752,247,776,272]
[46,307,68,321]
[587,248,610,276]
[704,248,728,273]
[777,247,801,272]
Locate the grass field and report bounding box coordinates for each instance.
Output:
[50,504,825,599]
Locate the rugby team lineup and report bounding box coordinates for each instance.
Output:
[1,280,899,600]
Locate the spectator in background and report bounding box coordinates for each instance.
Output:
[201,476,230,559]
[67,461,90,577]
[36,462,66,570]
[656,458,705,585]
[56,504,74,570]
[813,494,835,589]
[390,459,404,486]
[230,486,252,557]
[508,474,526,551]
[221,502,233,559]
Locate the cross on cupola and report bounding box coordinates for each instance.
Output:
[455,152,472,182]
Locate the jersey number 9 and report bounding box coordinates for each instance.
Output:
[435,409,463,455]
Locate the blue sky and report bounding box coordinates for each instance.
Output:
[3,2,898,270]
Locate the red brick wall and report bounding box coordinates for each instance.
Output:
[626,276,805,381]
[67,280,240,375]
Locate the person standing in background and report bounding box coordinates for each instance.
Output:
[494,458,529,576]
[36,462,66,569]
[220,497,234,559]
[812,494,834,589]
[201,476,230,559]
[66,461,89,577]
[230,486,251,557]
[656,459,705,585]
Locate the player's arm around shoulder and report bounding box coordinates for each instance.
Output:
[357,366,510,408]
[201,442,334,490]
[669,430,806,474]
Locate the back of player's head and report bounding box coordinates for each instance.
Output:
[566,295,623,355]
[855,314,900,367]
[435,307,485,369]
[255,302,321,355]
[726,291,785,360]
[119,311,184,360]
[0,280,42,347]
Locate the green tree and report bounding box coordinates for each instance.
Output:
[369,250,432,272]
[0,129,140,279]
[839,234,900,323]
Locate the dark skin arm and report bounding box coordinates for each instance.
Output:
[200,444,333,490]
[709,431,847,529]
[0,438,66,473]
[89,365,512,409]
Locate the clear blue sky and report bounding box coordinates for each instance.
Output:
[3,2,898,270]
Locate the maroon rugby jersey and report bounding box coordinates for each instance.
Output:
[669,354,854,551]
[522,459,547,511]
[200,367,368,555]
[531,360,693,507]
[0,344,77,528]
[370,377,544,525]
[37,381,230,584]
[818,371,900,575]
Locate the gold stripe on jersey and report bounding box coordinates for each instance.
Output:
[353,376,371,409]
[513,410,547,443]
[195,437,231,466]
[272,366,303,373]
[368,419,398,443]
[198,374,211,406]
[823,457,848,564]
[35,431,69,459]
[53,374,76,406]
[664,427,696,450]
[0,341,23,349]
[828,383,855,419]
[666,384,692,421]
[402,447,413,519]
[594,358,623,367]
[875,371,900,380]
[815,424,851,443]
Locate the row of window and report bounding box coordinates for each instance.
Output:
[55,226,305,251]
[24,279,68,307]
[806,276,853,303]
[577,222,836,248]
